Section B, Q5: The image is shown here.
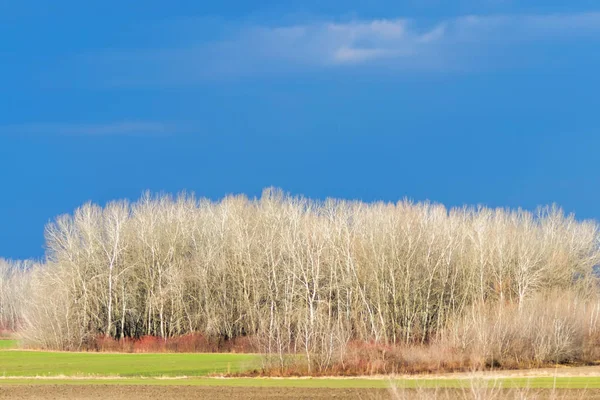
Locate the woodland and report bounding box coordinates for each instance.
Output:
[1,188,599,374]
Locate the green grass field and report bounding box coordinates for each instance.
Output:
[0,351,260,377]
[0,349,599,389]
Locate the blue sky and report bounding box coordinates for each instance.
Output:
[1,1,600,259]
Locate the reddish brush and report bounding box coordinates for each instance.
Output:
[87,333,257,353]
[0,328,14,339]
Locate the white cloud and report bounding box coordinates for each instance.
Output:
[0,121,177,136]
[62,11,600,86]
[332,47,400,64]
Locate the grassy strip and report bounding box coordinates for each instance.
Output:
[1,350,599,389]
[0,351,260,377]
[0,377,599,389]
[0,340,18,349]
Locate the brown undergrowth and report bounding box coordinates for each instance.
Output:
[237,340,599,377]
[80,334,257,353]
[237,293,600,377]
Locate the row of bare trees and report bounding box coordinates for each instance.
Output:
[3,189,599,369]
[0,259,32,332]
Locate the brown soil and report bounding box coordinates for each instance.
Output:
[0,385,389,399]
[0,386,598,400]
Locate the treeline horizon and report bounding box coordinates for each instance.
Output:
[1,188,600,373]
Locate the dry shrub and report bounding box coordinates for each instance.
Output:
[253,290,600,377]
[338,341,474,375]
[440,290,600,368]
[253,341,475,376]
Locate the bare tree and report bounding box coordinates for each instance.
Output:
[10,188,599,371]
